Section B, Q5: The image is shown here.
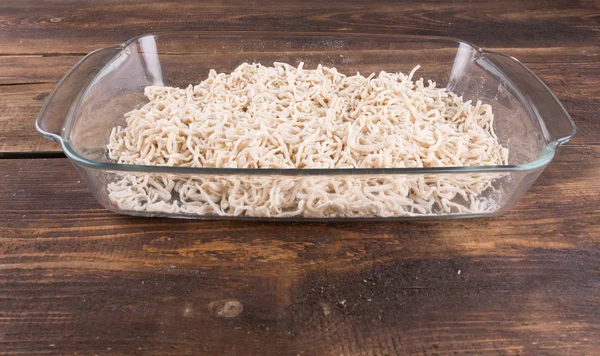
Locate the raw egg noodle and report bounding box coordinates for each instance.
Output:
[107,62,508,217]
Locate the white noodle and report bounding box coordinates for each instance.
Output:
[106,63,508,218]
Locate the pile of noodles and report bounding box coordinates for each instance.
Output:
[106,62,508,217]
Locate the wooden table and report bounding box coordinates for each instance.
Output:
[1,1,599,355]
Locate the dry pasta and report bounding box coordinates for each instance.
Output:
[106,62,508,218]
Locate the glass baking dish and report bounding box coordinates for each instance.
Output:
[36,32,575,220]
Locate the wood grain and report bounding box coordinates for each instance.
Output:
[0,146,599,355]
[1,0,600,54]
[0,55,80,85]
[0,83,59,154]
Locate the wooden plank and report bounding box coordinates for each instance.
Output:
[0,83,59,153]
[0,146,598,354]
[1,0,600,54]
[524,60,600,147]
[0,47,597,154]
[0,55,80,85]
[0,55,83,153]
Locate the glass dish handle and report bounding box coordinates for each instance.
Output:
[479,51,576,146]
[35,46,122,143]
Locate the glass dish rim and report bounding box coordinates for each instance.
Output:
[39,31,573,175]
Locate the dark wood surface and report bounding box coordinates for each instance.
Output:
[1,1,599,355]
